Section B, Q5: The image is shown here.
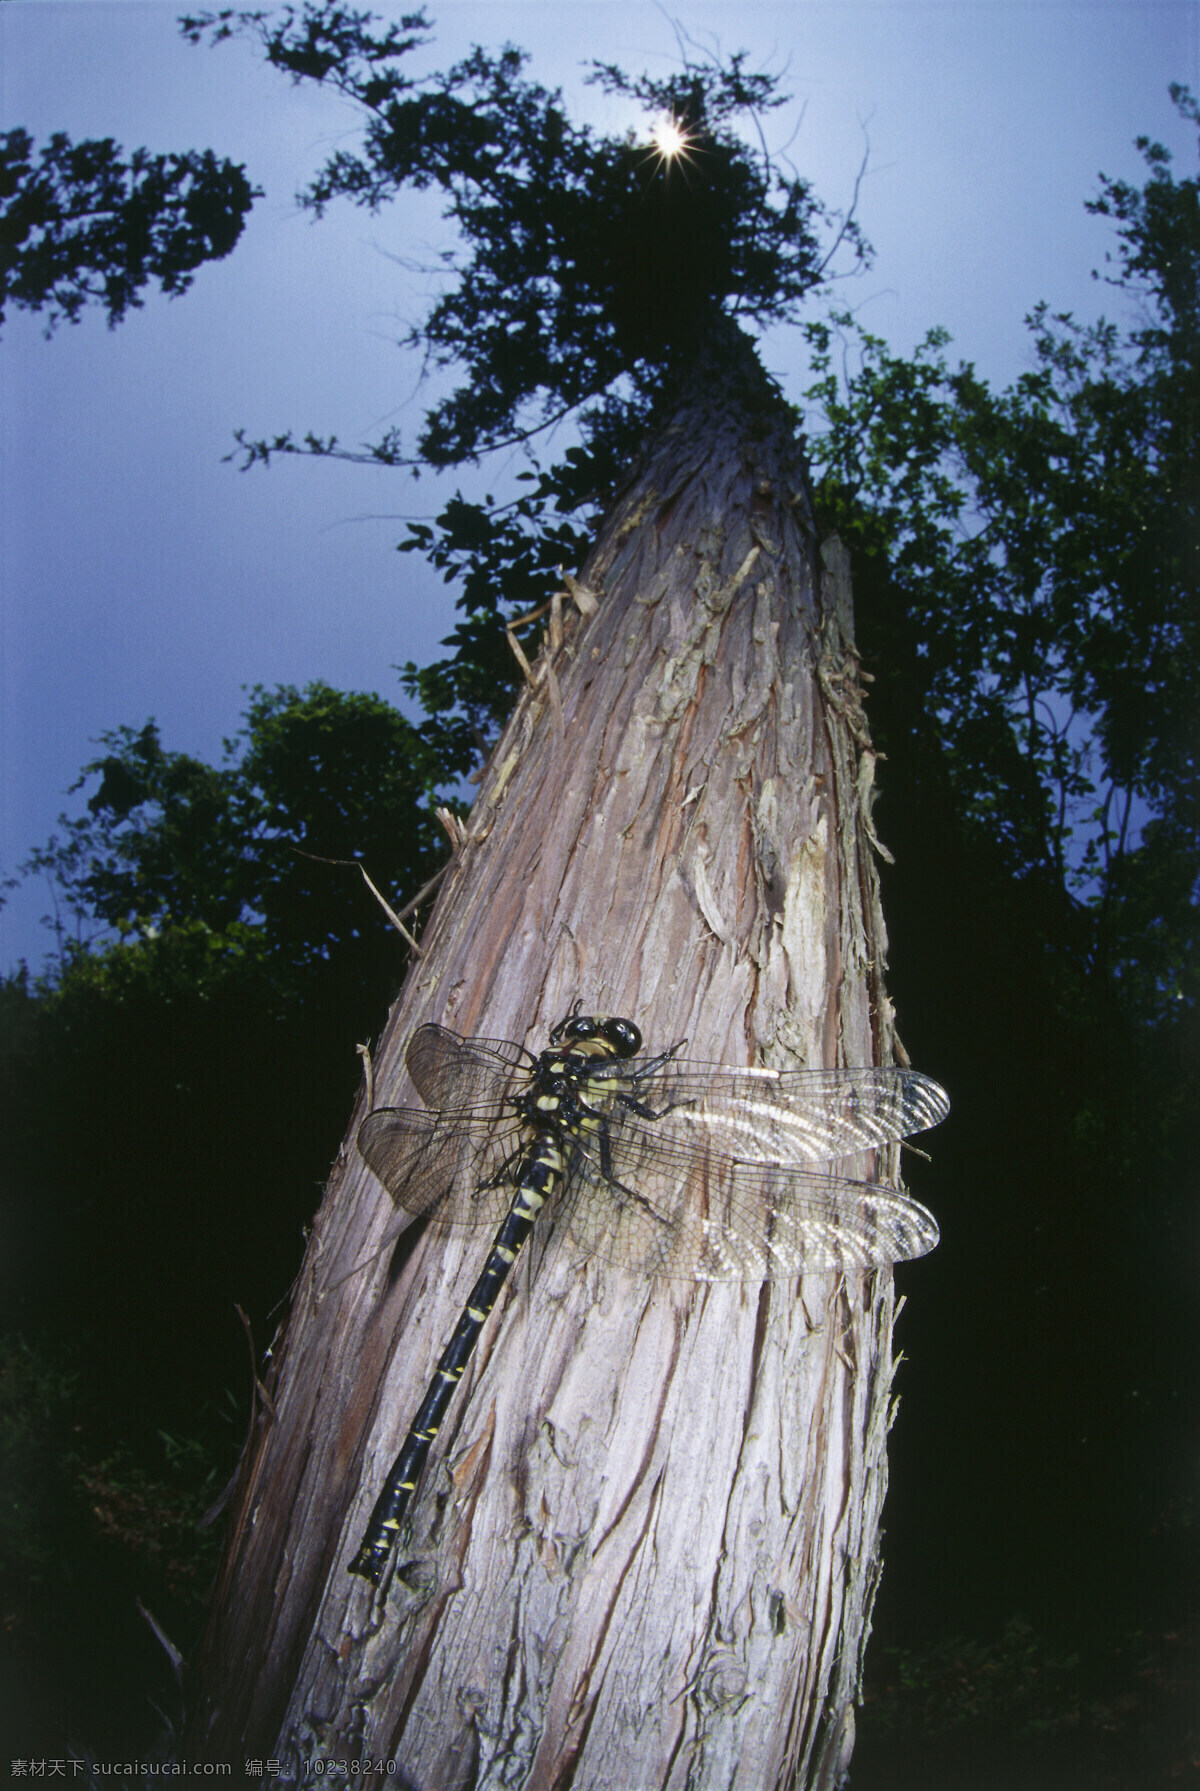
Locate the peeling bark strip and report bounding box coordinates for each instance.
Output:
[187,328,923,1790]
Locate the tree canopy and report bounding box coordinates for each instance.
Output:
[183,3,866,467]
[802,84,1199,1024]
[180,3,871,769]
[14,680,443,994]
[0,126,258,334]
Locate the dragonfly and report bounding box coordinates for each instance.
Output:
[348,1008,949,1584]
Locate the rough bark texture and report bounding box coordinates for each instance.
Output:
[187,328,911,1789]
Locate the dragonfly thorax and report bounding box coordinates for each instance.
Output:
[506,1016,643,1138]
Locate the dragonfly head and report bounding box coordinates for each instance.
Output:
[549,1011,643,1060]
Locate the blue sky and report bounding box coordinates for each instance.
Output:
[1,0,1196,972]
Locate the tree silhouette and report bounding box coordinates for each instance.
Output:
[0,126,258,334]
[803,88,1199,1023]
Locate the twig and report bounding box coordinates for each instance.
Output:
[435,808,468,854]
[356,1040,375,1112]
[137,1599,185,1690]
[559,566,599,617]
[505,618,537,685]
[289,843,451,944]
[237,1302,278,1424]
[356,863,422,955]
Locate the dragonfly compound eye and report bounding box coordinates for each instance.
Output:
[552,1013,643,1056]
[599,1017,642,1057]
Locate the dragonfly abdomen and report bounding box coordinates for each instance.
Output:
[349,1130,566,1583]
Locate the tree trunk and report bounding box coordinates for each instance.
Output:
[186,324,916,1790]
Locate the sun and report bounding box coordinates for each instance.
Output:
[648,112,698,172]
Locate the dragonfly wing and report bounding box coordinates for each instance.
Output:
[595,1063,949,1164]
[362,1040,947,1276]
[357,1105,525,1226]
[558,1128,939,1280]
[405,1024,532,1112]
